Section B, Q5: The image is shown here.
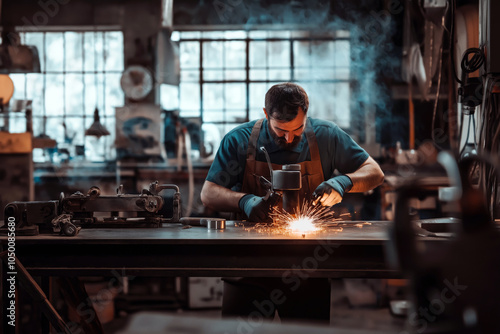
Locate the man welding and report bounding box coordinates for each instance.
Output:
[200,82,384,323]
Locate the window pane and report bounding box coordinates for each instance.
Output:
[180,110,201,117]
[160,84,179,110]
[65,117,84,146]
[105,73,123,116]
[268,41,289,68]
[334,40,350,68]
[224,83,246,110]
[293,68,310,80]
[85,133,106,161]
[225,41,245,68]
[33,116,45,137]
[203,83,223,110]
[10,74,26,101]
[249,42,266,68]
[304,82,351,128]
[9,113,26,133]
[84,74,98,117]
[46,117,65,143]
[336,68,350,80]
[95,72,105,114]
[225,31,246,39]
[203,70,222,81]
[65,74,84,115]
[249,69,267,81]
[268,69,290,81]
[224,69,245,80]
[105,32,124,71]
[26,74,43,117]
[225,110,246,123]
[203,41,223,69]
[204,111,224,122]
[180,83,200,110]
[181,69,200,82]
[201,31,224,39]
[293,41,310,67]
[24,33,45,72]
[171,31,180,41]
[65,32,83,72]
[202,123,222,155]
[333,82,351,128]
[95,32,105,72]
[267,31,291,38]
[180,42,200,69]
[83,32,96,72]
[311,41,334,68]
[181,31,201,39]
[103,117,116,159]
[46,33,64,72]
[248,31,267,39]
[308,69,335,80]
[45,74,64,116]
[249,83,267,109]
[249,109,263,120]
[291,31,310,38]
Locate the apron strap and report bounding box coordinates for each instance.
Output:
[304,118,321,162]
[247,118,264,160]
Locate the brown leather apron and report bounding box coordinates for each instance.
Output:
[225,118,328,284]
[241,118,325,201]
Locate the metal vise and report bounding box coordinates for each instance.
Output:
[273,164,301,215]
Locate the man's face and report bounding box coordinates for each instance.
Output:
[265,107,307,150]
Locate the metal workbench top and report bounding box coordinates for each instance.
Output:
[0,220,448,279]
[6,221,396,245]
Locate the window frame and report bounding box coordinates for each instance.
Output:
[6,27,125,162]
[171,29,354,137]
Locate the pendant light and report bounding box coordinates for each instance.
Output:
[85,31,110,138]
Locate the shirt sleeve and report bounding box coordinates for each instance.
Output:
[332,125,369,176]
[205,132,246,190]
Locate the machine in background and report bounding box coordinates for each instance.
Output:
[0,181,181,236]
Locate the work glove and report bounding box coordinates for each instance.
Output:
[239,194,274,222]
[312,175,353,207]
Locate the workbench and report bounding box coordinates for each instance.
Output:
[1,221,442,278]
[0,220,443,333]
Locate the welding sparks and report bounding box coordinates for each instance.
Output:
[239,200,358,236]
[288,216,317,233]
[261,200,341,236]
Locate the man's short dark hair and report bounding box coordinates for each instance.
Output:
[265,82,309,122]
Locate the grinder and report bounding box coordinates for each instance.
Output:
[273,164,301,215]
[260,147,302,216]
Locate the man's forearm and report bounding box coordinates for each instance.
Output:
[200,180,247,212]
[346,156,384,193]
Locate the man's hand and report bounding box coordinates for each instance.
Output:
[239,194,274,222]
[312,175,353,207]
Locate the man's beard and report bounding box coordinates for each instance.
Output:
[269,126,302,150]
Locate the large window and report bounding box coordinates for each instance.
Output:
[161,30,352,153]
[6,31,124,162]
